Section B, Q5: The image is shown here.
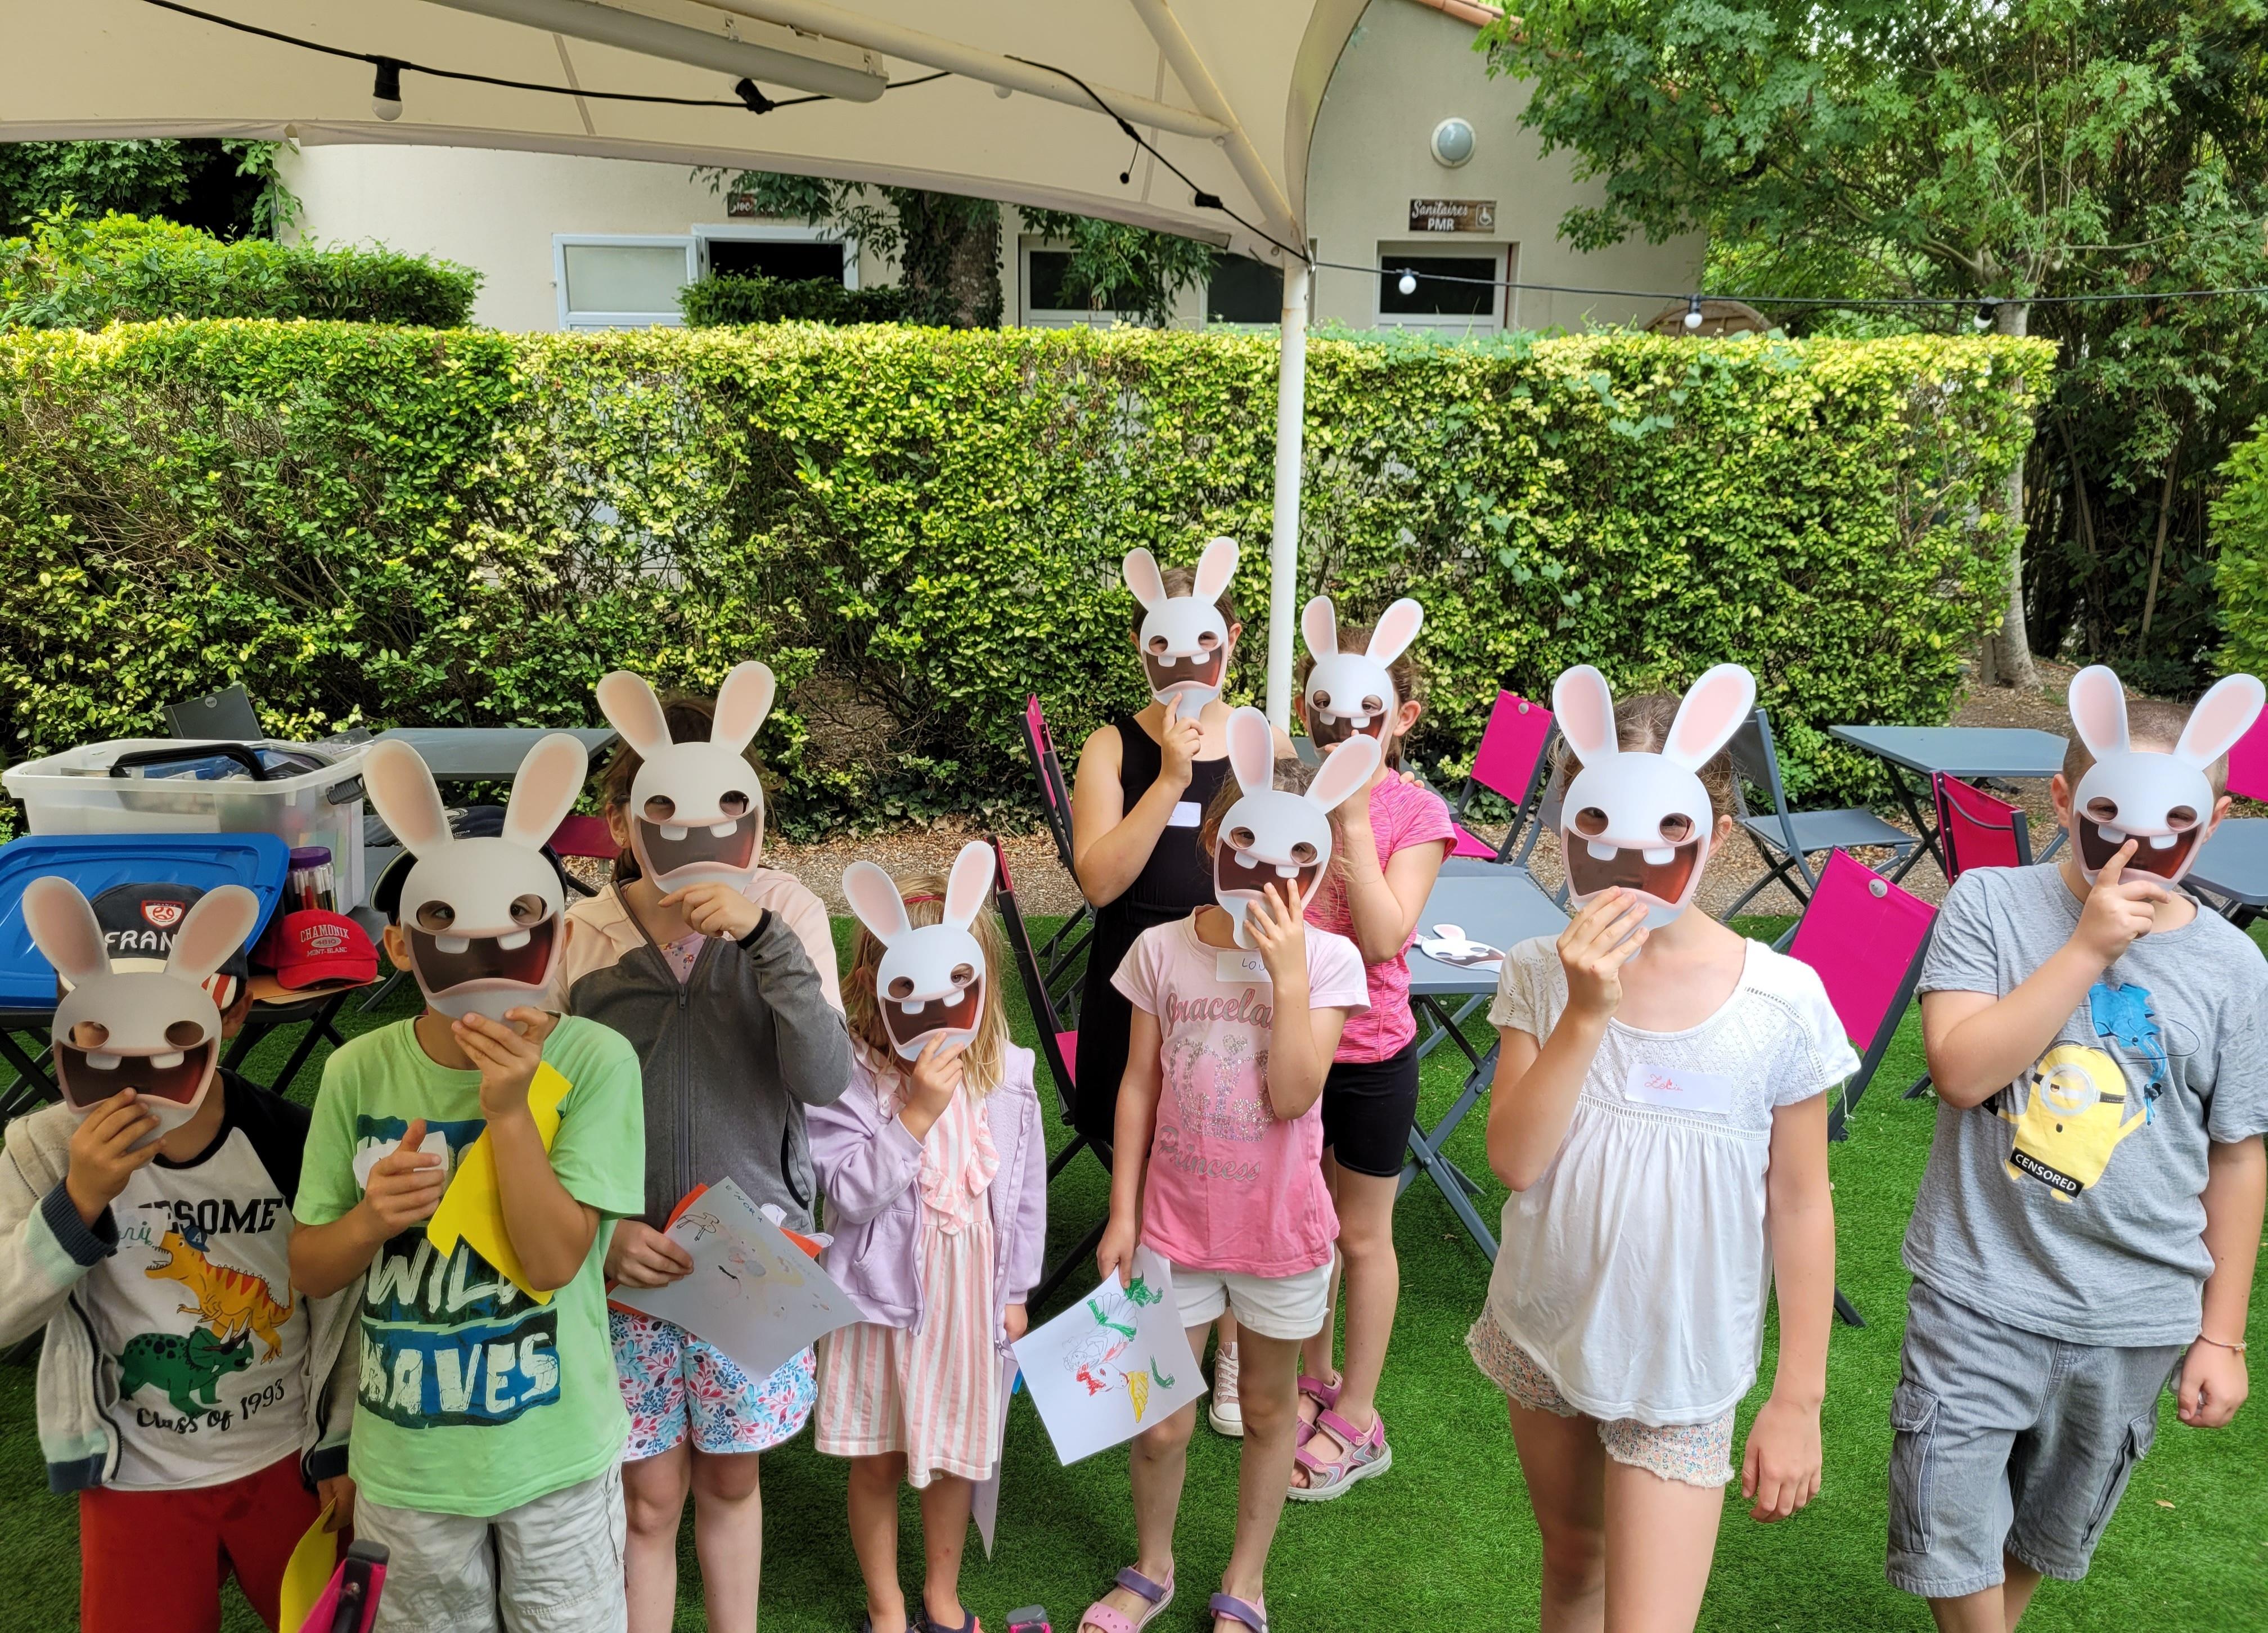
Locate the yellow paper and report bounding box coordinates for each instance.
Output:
[277,1500,338,1633]
[425,1062,574,1304]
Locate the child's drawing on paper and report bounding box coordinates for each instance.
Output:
[1012,1246,1207,1465]
[1068,1274,1176,1423]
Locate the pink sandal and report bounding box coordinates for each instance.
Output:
[1076,1567,1173,1633]
[1293,1372,1340,1445]
[1287,1407,1391,1502]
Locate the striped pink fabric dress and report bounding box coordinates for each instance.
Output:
[816,1059,1002,1486]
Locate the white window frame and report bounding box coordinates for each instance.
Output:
[691,222,860,286]
[1019,236,1134,329]
[552,234,698,330]
[1373,241,1514,333]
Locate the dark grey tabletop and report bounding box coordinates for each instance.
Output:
[2186,817,2268,907]
[371,727,618,781]
[1829,724,2067,780]
[1406,867,1568,997]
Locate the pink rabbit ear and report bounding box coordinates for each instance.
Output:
[502,733,590,852]
[942,842,996,929]
[2067,665,2130,759]
[711,662,776,753]
[364,740,452,858]
[1193,536,1240,602]
[1300,596,1339,663]
[168,886,260,984]
[842,860,912,946]
[1226,707,1277,795]
[1663,664,1756,770]
[1551,666,1618,763]
[2176,672,2266,767]
[596,671,673,761]
[1308,734,1380,813]
[1366,599,1424,667]
[22,876,109,987]
[1123,548,1167,611]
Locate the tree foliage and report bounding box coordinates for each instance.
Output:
[0,138,300,241]
[1015,209,1219,327]
[1483,0,2268,692]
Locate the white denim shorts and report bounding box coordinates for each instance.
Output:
[1170,1259,1332,1341]
[355,1464,627,1633]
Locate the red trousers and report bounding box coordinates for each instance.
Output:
[79,1452,321,1633]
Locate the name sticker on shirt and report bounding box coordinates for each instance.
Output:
[1217,949,1270,984]
[1167,799,1203,829]
[1621,1062,1736,1117]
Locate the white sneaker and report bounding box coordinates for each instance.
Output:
[1207,1343,1244,1437]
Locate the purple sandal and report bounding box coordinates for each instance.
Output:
[1208,1593,1268,1633]
[1287,1406,1392,1502]
[1076,1566,1173,1633]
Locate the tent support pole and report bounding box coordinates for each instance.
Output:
[1265,259,1311,733]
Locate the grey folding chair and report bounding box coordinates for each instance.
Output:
[1724,708,1915,916]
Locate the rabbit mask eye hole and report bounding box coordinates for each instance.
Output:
[1228,825,1257,849]
[415,901,456,932]
[2168,804,2200,829]
[1198,631,1221,650]
[886,975,915,1001]
[1574,807,1610,837]
[1290,840,1318,865]
[1147,635,1169,654]
[165,1020,205,1049]
[951,962,977,989]
[1659,813,1694,843]
[71,1021,109,1049]
[719,791,752,818]
[508,894,547,926]
[643,795,676,822]
[1311,691,1331,710]
[2086,797,2118,822]
[1362,695,1384,714]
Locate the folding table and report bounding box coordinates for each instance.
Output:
[1398,867,1568,1258]
[1828,725,2067,882]
[2186,819,2268,925]
[368,726,618,782]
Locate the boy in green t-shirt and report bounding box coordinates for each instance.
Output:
[292,742,645,1633]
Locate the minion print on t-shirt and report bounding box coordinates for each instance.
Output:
[1999,980,2185,1200]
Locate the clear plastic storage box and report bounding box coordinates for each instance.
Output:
[3,739,368,910]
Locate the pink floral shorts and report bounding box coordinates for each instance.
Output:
[611,1307,817,1459]
[1466,1315,1734,1488]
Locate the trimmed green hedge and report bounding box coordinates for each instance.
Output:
[2213,417,2268,678]
[0,322,2049,836]
[0,213,479,330]
[680,272,912,328]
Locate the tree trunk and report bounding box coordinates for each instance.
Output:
[1986,300,2041,691]
[892,192,1002,329]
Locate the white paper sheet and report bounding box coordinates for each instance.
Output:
[609,1177,861,1384]
[1010,1247,1206,1466]
[970,1353,1017,1558]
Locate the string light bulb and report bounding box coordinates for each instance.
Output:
[1974,300,1997,331]
[371,57,403,121]
[1398,270,1419,296]
[1683,295,1704,331]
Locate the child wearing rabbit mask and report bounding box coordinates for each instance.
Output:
[291,735,649,1633]
[552,665,852,1633]
[1893,666,2267,1627]
[1471,667,1851,1632]
[808,845,1047,1633]
[1079,710,1371,1633]
[1282,596,1455,1502]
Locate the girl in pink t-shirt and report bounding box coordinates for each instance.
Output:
[1084,751,1369,1633]
[1288,614,1453,1500]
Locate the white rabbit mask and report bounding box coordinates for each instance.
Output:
[1212,707,1380,948]
[2066,664,2264,884]
[843,842,994,1061]
[367,734,588,1022]
[1554,663,1756,930]
[1300,595,1423,749]
[1124,537,1239,710]
[597,662,775,890]
[26,876,260,1145]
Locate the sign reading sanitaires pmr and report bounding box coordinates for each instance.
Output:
[1408,199,1497,233]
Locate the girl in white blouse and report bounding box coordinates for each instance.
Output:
[1472,690,1853,1632]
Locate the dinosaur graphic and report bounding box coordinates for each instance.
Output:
[146,1229,292,1360]
[119,1326,253,1418]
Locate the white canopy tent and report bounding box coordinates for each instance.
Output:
[2,0,1411,726]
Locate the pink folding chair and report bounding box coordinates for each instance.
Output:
[2229,707,2268,803]
[1932,774,2032,880]
[1448,690,1556,863]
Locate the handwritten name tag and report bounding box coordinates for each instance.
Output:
[1167,800,1203,829]
[1621,1061,1736,1117]
[1216,949,1270,984]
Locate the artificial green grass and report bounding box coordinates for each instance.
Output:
[3,916,2264,1632]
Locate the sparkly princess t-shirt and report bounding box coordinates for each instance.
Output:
[1112,916,1367,1276]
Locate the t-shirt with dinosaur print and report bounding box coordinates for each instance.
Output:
[80,1073,311,1490]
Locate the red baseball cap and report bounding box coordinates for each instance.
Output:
[256,910,379,991]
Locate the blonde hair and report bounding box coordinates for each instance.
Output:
[843,869,1011,1095]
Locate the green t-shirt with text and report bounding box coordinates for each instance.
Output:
[295,1015,644,1516]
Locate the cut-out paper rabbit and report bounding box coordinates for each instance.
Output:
[25,876,260,1145]
[364,733,588,1022]
[1212,706,1380,947]
[2065,663,2265,884]
[842,842,995,1060]
[595,662,776,890]
[1299,595,1423,748]
[1123,537,1239,711]
[1552,663,1756,929]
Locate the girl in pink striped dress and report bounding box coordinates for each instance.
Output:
[809,868,1047,1633]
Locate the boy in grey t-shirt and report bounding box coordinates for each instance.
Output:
[1896,693,2266,1627]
